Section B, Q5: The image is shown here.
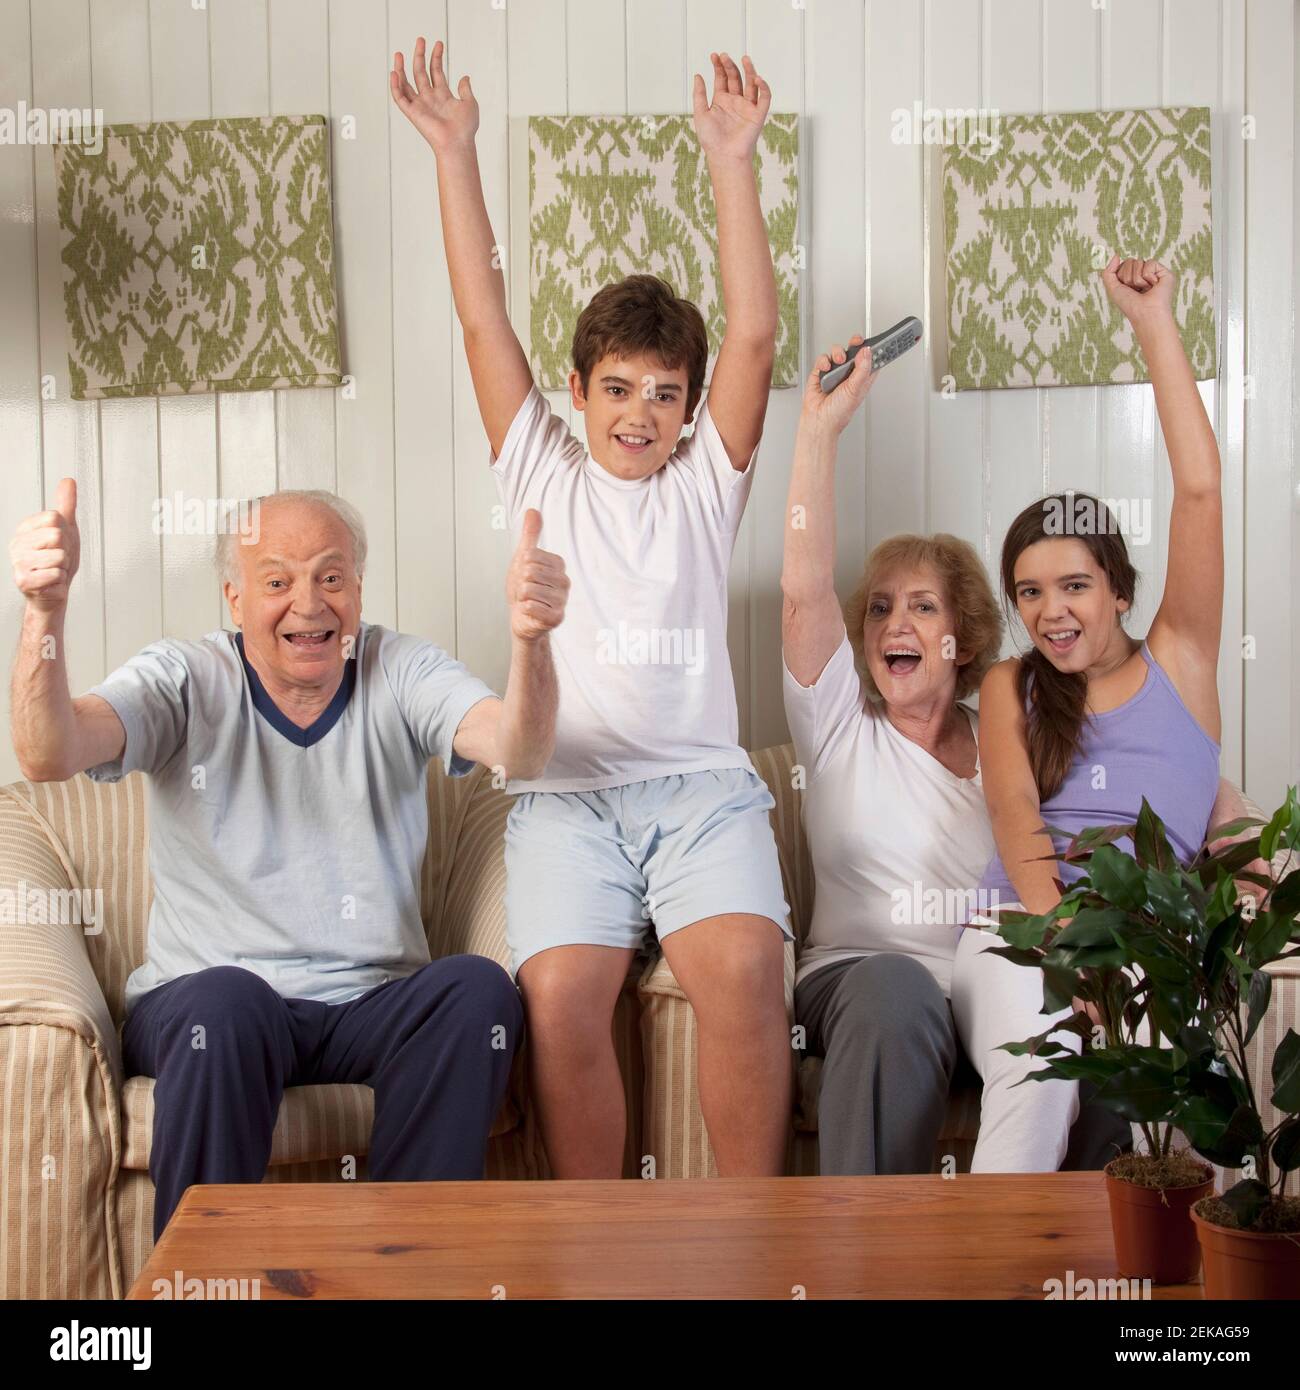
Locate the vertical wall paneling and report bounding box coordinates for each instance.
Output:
[389,0,457,646]
[808,0,867,625]
[1041,0,1101,508]
[1243,0,1296,808]
[209,0,278,638]
[0,0,45,760]
[1169,0,1243,783]
[926,0,988,561]
[507,0,570,450]
[90,0,163,671]
[29,0,105,705]
[327,0,397,628]
[865,1,926,549]
[1292,5,1300,799]
[1217,0,1249,789]
[983,0,1045,646]
[150,0,222,640]
[448,0,512,690]
[1099,0,1162,643]
[270,0,338,500]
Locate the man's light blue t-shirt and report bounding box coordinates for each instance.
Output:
[86,622,497,1014]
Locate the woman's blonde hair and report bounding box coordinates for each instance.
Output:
[842,533,1003,702]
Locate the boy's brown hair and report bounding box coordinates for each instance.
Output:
[572,275,709,417]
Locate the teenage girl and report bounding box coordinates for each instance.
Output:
[971,257,1229,1173]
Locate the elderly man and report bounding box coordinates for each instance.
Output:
[9,478,568,1239]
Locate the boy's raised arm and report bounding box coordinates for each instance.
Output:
[692,53,778,470]
[391,37,533,458]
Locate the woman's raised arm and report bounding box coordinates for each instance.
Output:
[781,339,878,685]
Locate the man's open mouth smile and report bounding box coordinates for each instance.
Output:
[282,629,335,649]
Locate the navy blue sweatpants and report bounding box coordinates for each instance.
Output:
[122,955,522,1240]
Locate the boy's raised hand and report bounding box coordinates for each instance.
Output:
[692,52,771,160]
[390,37,478,154]
[1100,254,1176,329]
[506,510,569,643]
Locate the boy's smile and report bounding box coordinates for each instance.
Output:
[569,352,693,482]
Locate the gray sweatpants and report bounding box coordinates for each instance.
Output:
[794,951,1131,1175]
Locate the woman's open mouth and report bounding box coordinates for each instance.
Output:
[282,629,335,649]
[883,647,922,676]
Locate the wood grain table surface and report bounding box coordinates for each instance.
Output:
[127,1171,1205,1300]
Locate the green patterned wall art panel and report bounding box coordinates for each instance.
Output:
[54,114,341,399]
[528,114,800,390]
[941,106,1216,390]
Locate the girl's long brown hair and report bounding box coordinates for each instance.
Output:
[1000,494,1137,803]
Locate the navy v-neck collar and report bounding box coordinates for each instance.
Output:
[235,631,357,748]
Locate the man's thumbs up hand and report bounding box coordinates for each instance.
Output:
[11,476,82,612]
[505,508,569,642]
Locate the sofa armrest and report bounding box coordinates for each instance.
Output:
[0,789,124,1084]
[0,787,125,1297]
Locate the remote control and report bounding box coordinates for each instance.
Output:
[818,316,923,392]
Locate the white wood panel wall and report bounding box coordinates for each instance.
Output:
[0,0,1295,810]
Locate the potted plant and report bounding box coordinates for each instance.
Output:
[985,789,1300,1290]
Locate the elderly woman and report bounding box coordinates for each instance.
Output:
[780,338,1128,1175]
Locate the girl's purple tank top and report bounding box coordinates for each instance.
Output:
[976,641,1220,907]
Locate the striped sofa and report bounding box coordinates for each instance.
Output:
[1,748,1295,1299]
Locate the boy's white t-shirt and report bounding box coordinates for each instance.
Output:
[782,634,998,998]
[491,384,756,794]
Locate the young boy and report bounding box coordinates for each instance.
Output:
[391,39,792,1178]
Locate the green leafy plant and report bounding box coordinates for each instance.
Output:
[987,787,1300,1229]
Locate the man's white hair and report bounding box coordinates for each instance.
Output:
[216,490,368,589]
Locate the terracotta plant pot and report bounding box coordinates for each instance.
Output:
[1104,1160,1214,1284]
[1191,1202,1300,1299]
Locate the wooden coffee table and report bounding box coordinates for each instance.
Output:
[127,1171,1204,1300]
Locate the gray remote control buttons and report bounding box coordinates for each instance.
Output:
[818,316,923,392]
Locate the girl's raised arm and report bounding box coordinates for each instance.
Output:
[1100,256,1223,741]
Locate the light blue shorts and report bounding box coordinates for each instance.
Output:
[503,766,793,977]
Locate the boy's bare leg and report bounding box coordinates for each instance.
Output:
[659,914,791,1176]
[517,943,638,1178]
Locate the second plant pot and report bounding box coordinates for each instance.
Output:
[1191,1201,1300,1299]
